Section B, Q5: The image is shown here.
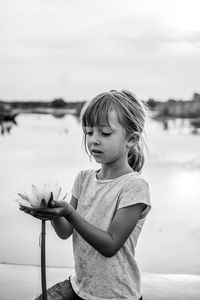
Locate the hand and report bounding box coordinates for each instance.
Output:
[20,200,73,221]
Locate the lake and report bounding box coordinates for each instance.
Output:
[0,114,200,275]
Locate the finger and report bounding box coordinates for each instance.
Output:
[31,208,57,215]
[29,211,53,221]
[20,207,52,219]
[19,205,32,211]
[49,200,66,208]
[20,207,31,214]
[21,206,47,213]
[19,205,38,212]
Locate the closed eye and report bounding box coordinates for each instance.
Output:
[101,132,112,136]
[85,131,93,136]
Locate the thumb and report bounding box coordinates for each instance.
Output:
[50,200,66,207]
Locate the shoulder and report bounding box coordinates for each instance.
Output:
[72,169,96,199]
[117,172,151,211]
[123,172,149,190]
[74,169,96,183]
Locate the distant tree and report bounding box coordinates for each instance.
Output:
[192,93,200,101]
[52,98,66,107]
[146,98,157,110]
[167,98,176,104]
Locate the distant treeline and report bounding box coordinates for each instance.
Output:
[147,93,200,119]
[1,93,200,119]
[0,98,86,117]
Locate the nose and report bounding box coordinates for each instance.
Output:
[90,131,100,145]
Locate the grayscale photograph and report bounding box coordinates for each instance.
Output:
[0,1,200,299]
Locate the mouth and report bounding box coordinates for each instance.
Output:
[91,149,103,154]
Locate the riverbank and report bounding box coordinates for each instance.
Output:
[0,99,85,118]
[1,263,200,300]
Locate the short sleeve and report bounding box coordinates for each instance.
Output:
[71,170,84,199]
[118,179,151,219]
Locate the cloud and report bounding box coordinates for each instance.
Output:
[109,30,200,55]
[0,0,199,100]
[180,31,200,44]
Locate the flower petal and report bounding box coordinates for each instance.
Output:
[26,191,41,208]
[42,184,51,204]
[15,198,32,208]
[62,192,68,201]
[18,193,29,201]
[53,184,62,201]
[41,199,46,208]
[31,185,42,201]
[48,192,53,207]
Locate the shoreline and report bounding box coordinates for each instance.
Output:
[1,261,74,269]
[1,263,200,300]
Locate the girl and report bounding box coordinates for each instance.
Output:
[21,90,151,300]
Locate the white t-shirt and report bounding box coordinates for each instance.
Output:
[70,169,151,300]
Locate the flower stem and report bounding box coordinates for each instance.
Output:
[41,220,47,300]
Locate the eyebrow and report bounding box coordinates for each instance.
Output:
[85,124,111,128]
[84,125,114,132]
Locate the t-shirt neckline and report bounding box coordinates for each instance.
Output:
[94,169,135,183]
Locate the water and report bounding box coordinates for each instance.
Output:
[0,114,200,275]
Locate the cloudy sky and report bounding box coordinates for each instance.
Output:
[0,0,200,101]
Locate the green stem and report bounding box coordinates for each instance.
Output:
[41,220,47,300]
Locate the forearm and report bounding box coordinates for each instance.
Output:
[51,216,73,240]
[65,207,115,257]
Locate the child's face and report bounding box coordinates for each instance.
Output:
[85,109,131,165]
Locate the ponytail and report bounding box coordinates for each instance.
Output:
[128,141,145,173]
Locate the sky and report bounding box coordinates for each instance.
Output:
[0,0,200,102]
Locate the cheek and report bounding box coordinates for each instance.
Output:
[86,137,91,149]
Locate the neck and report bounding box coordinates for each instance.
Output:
[97,158,133,180]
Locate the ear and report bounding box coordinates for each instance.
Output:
[127,132,140,147]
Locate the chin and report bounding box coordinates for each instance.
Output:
[93,158,103,163]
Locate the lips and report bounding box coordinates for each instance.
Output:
[91,149,103,154]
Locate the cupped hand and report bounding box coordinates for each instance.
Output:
[19,200,73,221]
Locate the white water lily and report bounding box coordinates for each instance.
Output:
[15,183,67,300]
[15,183,64,208]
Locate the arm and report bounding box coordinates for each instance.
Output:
[26,199,146,257]
[20,195,78,240]
[66,202,146,257]
[51,195,77,239]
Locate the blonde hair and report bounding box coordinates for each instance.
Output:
[81,90,147,173]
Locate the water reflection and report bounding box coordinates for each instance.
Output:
[153,117,200,135]
[162,119,168,130]
[1,113,200,274]
[190,119,200,134]
[1,114,199,137]
[0,113,18,135]
[0,112,81,136]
